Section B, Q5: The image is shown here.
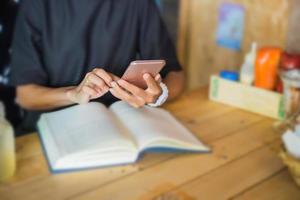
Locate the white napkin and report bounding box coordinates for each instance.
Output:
[295,124,300,137]
[282,129,300,159]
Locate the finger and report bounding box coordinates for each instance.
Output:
[110,89,143,108]
[84,79,102,93]
[84,85,108,101]
[143,73,161,91]
[87,72,109,89]
[155,74,162,83]
[117,79,147,100]
[94,85,109,96]
[76,85,98,104]
[82,85,98,97]
[110,87,145,108]
[93,68,114,87]
[109,87,136,106]
[135,96,146,107]
[109,88,124,100]
[111,81,132,100]
[111,74,121,82]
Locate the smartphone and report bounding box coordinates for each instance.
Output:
[122,60,165,89]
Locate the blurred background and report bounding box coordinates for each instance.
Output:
[1,0,300,127]
[177,0,300,90]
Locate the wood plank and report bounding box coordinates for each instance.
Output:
[166,89,265,143]
[164,87,224,115]
[233,170,300,200]
[286,0,300,53]
[168,93,264,142]
[166,91,234,120]
[183,109,264,142]
[0,87,273,200]
[70,119,279,200]
[155,142,284,200]
[15,134,41,160]
[0,110,263,200]
[177,0,191,66]
[1,90,260,185]
[13,135,48,183]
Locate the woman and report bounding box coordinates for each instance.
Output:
[10,0,185,134]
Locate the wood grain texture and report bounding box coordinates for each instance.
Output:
[177,0,190,66]
[233,170,300,200]
[0,87,298,200]
[179,0,290,89]
[286,0,300,53]
[157,142,284,200]
[72,119,279,200]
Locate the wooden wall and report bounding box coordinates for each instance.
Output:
[286,0,300,53]
[178,0,291,90]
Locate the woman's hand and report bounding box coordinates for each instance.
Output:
[109,73,162,108]
[67,68,119,104]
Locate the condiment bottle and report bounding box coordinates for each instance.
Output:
[240,42,257,85]
[0,102,16,181]
[255,47,282,90]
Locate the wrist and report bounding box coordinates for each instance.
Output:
[147,82,168,107]
[65,87,78,104]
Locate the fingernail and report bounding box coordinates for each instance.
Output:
[143,73,150,79]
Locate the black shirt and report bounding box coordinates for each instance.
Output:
[10,0,181,133]
[0,0,21,129]
[0,0,18,75]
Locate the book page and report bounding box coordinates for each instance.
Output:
[39,102,136,162]
[109,101,209,152]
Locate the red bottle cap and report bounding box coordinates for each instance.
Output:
[280,52,300,70]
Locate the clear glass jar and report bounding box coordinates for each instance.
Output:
[280,69,300,119]
[0,102,16,181]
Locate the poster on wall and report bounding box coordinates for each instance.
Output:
[216,3,245,51]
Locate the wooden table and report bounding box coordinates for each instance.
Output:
[1,87,300,200]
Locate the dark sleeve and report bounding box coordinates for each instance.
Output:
[9,0,47,86]
[138,0,182,78]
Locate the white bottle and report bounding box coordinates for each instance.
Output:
[240,42,257,85]
[0,102,16,181]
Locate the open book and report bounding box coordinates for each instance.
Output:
[37,101,209,173]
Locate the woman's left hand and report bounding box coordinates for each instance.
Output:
[110,73,162,108]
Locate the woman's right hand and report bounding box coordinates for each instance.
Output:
[67,68,119,104]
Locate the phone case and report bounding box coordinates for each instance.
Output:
[122,60,165,89]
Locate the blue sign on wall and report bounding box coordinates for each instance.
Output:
[216,3,245,51]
